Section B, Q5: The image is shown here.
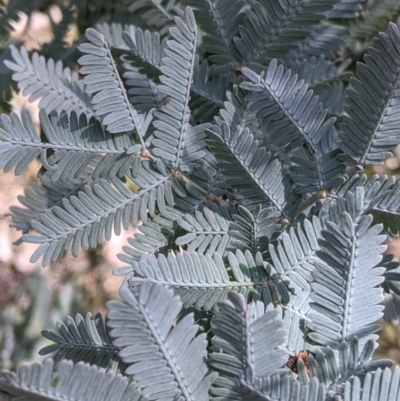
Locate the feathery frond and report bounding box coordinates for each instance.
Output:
[289,131,346,194]
[229,205,282,256]
[236,373,324,401]
[116,206,181,268]
[127,249,273,310]
[95,22,131,50]
[186,0,245,69]
[268,216,323,295]
[78,28,149,140]
[190,60,228,123]
[122,27,167,80]
[206,122,301,217]
[151,7,199,166]
[296,338,392,394]
[5,46,93,117]
[39,312,122,368]
[233,0,337,64]
[0,109,136,179]
[9,170,92,236]
[176,203,234,256]
[282,288,311,352]
[283,24,348,63]
[327,0,364,19]
[107,281,217,400]
[344,0,400,57]
[241,60,337,153]
[123,0,179,36]
[342,367,400,401]
[370,180,400,235]
[0,359,143,401]
[287,56,351,115]
[209,293,288,400]
[339,22,400,166]
[23,161,176,266]
[307,213,386,350]
[319,173,400,232]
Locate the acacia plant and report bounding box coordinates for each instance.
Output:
[1,0,400,400]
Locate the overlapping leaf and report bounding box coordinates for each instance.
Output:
[186,0,244,70]
[128,249,275,310]
[0,109,135,179]
[39,312,122,368]
[307,213,386,350]
[151,7,202,167]
[123,0,179,36]
[107,281,217,400]
[116,206,181,269]
[209,294,288,400]
[339,22,400,165]
[236,373,324,401]
[0,359,143,401]
[296,338,392,394]
[176,203,233,255]
[78,28,148,138]
[233,0,337,64]
[241,60,337,153]
[5,46,93,117]
[23,161,177,266]
[206,122,301,217]
[342,367,400,401]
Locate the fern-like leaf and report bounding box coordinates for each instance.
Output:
[39,312,122,368]
[127,249,275,310]
[209,294,288,400]
[233,0,337,64]
[0,109,136,179]
[339,22,400,166]
[116,206,181,268]
[151,7,201,167]
[123,64,167,112]
[236,372,324,401]
[268,216,323,295]
[123,0,179,36]
[241,60,337,153]
[307,213,386,350]
[289,131,346,193]
[319,173,400,230]
[296,338,392,394]
[78,28,149,141]
[283,24,348,63]
[327,0,363,19]
[206,122,301,217]
[9,169,92,236]
[186,0,245,69]
[5,46,93,117]
[23,161,177,266]
[229,205,282,256]
[0,359,143,401]
[176,203,233,255]
[190,60,228,123]
[107,281,217,400]
[344,0,400,57]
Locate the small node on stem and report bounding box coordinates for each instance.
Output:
[140,147,151,159]
[172,168,182,179]
[205,190,215,202]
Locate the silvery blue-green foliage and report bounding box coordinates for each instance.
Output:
[3,0,400,400]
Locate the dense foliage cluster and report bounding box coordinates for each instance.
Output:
[1,0,400,400]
